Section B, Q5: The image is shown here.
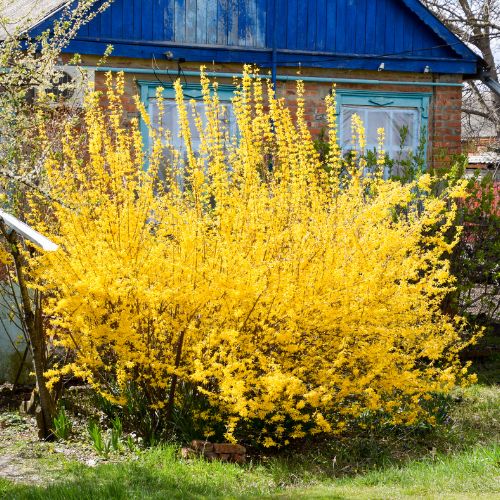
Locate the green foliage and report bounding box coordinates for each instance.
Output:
[1,444,498,499]
[87,417,130,457]
[93,380,216,446]
[125,435,137,453]
[438,169,498,345]
[87,421,110,458]
[94,382,160,445]
[51,406,72,441]
[110,417,123,452]
[0,385,499,498]
[388,125,428,183]
[313,128,331,164]
[443,169,500,332]
[314,125,427,182]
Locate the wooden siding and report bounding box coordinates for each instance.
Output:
[78,0,268,48]
[31,0,480,74]
[76,0,457,58]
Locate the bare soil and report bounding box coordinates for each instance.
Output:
[0,384,123,486]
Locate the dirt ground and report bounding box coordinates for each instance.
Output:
[0,384,116,486]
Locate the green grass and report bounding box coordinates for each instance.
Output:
[0,443,498,499]
[1,384,499,499]
[291,445,500,499]
[0,448,275,499]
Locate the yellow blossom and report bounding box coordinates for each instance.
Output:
[29,69,478,447]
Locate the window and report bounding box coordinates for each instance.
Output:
[138,81,237,158]
[336,90,431,177]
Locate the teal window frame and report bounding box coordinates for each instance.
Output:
[335,89,431,167]
[137,80,236,155]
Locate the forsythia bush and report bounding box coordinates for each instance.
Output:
[32,69,477,446]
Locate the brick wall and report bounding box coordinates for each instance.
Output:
[462,136,499,154]
[430,85,463,169]
[86,55,463,170]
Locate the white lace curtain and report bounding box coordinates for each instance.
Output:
[149,99,237,154]
[341,105,419,159]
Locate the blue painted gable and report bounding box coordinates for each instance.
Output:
[34,0,481,75]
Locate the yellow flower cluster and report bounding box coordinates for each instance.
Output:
[32,69,477,446]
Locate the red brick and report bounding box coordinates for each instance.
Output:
[89,58,464,171]
[232,454,246,464]
[180,447,197,459]
[213,443,246,454]
[191,440,214,452]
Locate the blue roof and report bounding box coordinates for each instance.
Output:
[32,0,482,75]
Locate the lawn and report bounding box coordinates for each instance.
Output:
[0,384,499,499]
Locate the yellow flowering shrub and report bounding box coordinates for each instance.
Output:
[31,69,477,446]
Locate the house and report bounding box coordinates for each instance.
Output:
[0,1,492,383]
[461,90,499,178]
[466,152,500,181]
[1,0,487,172]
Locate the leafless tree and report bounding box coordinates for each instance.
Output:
[423,0,500,146]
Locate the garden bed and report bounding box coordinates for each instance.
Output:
[0,384,499,498]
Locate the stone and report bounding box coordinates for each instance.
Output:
[232,454,246,464]
[213,443,246,454]
[0,383,13,394]
[180,447,197,459]
[19,389,36,415]
[191,440,214,453]
[203,452,218,462]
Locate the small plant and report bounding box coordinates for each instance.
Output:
[52,406,72,441]
[125,434,137,452]
[87,421,110,457]
[87,418,131,456]
[110,417,123,452]
[389,125,427,182]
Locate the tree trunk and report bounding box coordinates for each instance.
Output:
[7,231,54,439]
[165,330,186,425]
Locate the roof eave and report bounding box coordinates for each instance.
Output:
[401,0,483,62]
[0,1,70,42]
